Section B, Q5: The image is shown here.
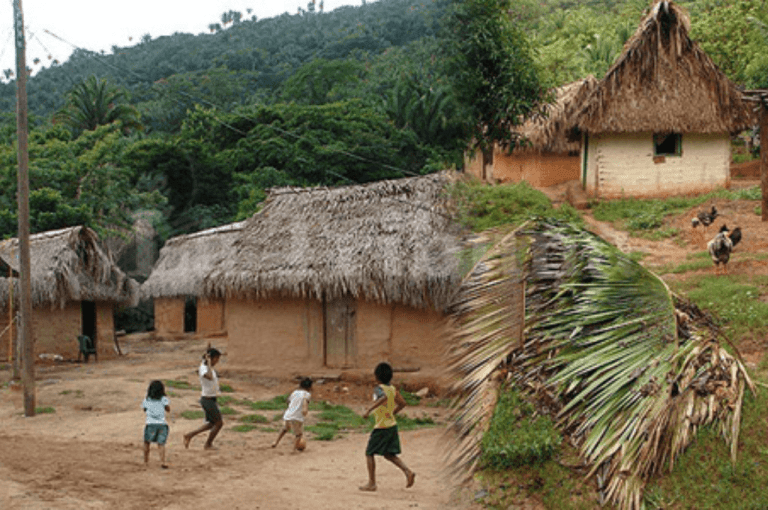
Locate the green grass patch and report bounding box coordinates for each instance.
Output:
[219,406,239,415]
[480,388,561,469]
[672,275,768,339]
[220,384,235,393]
[400,389,421,406]
[247,394,288,411]
[164,379,195,391]
[305,423,340,441]
[59,389,83,397]
[239,413,269,424]
[448,180,583,233]
[181,410,205,420]
[397,415,436,431]
[35,406,55,414]
[655,251,713,274]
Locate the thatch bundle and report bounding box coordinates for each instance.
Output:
[203,173,463,310]
[140,221,244,299]
[516,76,597,153]
[575,0,755,134]
[446,220,753,509]
[0,226,139,309]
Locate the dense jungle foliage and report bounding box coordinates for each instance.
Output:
[0,0,765,242]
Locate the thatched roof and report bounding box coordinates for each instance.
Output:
[516,76,598,153]
[574,0,755,134]
[0,226,139,309]
[141,221,245,299]
[203,173,463,311]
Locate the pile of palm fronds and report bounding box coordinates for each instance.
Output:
[446,220,753,509]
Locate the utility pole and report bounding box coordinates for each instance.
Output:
[761,100,767,222]
[13,0,35,417]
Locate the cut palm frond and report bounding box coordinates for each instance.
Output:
[446,219,753,509]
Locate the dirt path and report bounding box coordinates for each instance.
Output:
[0,338,474,510]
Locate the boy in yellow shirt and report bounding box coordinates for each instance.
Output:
[359,362,416,491]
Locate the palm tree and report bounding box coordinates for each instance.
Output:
[56,76,141,134]
[447,220,753,509]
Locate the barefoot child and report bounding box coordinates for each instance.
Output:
[183,347,223,450]
[142,380,170,468]
[272,377,312,451]
[359,362,416,491]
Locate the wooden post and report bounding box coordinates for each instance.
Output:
[9,266,17,380]
[762,102,768,222]
[13,0,35,417]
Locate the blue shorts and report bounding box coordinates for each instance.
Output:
[144,424,169,445]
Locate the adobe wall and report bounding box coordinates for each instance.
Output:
[225,296,324,370]
[225,296,449,373]
[493,152,580,188]
[583,132,730,198]
[197,298,225,334]
[153,297,184,336]
[0,303,95,360]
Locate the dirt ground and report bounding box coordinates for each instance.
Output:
[0,337,479,510]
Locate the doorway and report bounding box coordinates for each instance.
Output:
[184,297,197,333]
[81,301,97,348]
[323,295,356,368]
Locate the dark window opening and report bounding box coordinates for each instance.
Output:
[184,297,197,333]
[81,300,97,347]
[653,133,682,156]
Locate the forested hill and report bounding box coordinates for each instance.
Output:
[0,0,447,119]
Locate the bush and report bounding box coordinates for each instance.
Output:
[480,387,561,469]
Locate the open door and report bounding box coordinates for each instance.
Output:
[324,295,356,368]
[81,301,97,349]
[184,296,197,333]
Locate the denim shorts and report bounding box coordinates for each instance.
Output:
[144,423,169,445]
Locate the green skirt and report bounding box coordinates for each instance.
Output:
[365,425,401,456]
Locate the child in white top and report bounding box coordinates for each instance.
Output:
[183,347,224,450]
[142,380,170,468]
[272,377,312,451]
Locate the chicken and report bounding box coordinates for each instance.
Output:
[707,224,742,275]
[691,205,718,228]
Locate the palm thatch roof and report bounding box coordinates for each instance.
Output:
[141,221,245,299]
[203,173,463,310]
[516,76,598,153]
[446,220,752,509]
[574,0,755,134]
[0,226,139,309]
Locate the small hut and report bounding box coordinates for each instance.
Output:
[141,221,244,339]
[0,226,139,360]
[574,0,755,198]
[202,173,462,372]
[465,76,598,187]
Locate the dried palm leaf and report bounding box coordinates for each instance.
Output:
[446,219,753,509]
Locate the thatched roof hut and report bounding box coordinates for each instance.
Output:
[203,173,463,311]
[141,221,244,300]
[574,0,755,134]
[517,76,598,153]
[0,226,139,309]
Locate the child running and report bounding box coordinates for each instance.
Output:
[142,380,170,468]
[272,377,312,451]
[183,347,223,450]
[359,362,416,491]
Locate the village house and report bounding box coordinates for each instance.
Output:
[573,0,754,198]
[465,76,597,188]
[0,226,139,360]
[140,221,244,339]
[197,173,463,373]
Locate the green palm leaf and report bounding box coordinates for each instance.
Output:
[447,219,753,509]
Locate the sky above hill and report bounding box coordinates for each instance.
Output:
[0,0,365,78]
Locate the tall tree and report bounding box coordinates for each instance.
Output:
[55,76,141,135]
[444,0,545,165]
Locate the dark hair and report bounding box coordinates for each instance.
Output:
[147,380,166,400]
[300,377,312,390]
[374,362,393,385]
[204,347,222,360]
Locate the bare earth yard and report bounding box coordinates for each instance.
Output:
[0,337,476,510]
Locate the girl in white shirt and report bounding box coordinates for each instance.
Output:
[183,348,224,450]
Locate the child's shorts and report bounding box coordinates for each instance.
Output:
[281,419,304,436]
[144,424,169,445]
[200,396,222,423]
